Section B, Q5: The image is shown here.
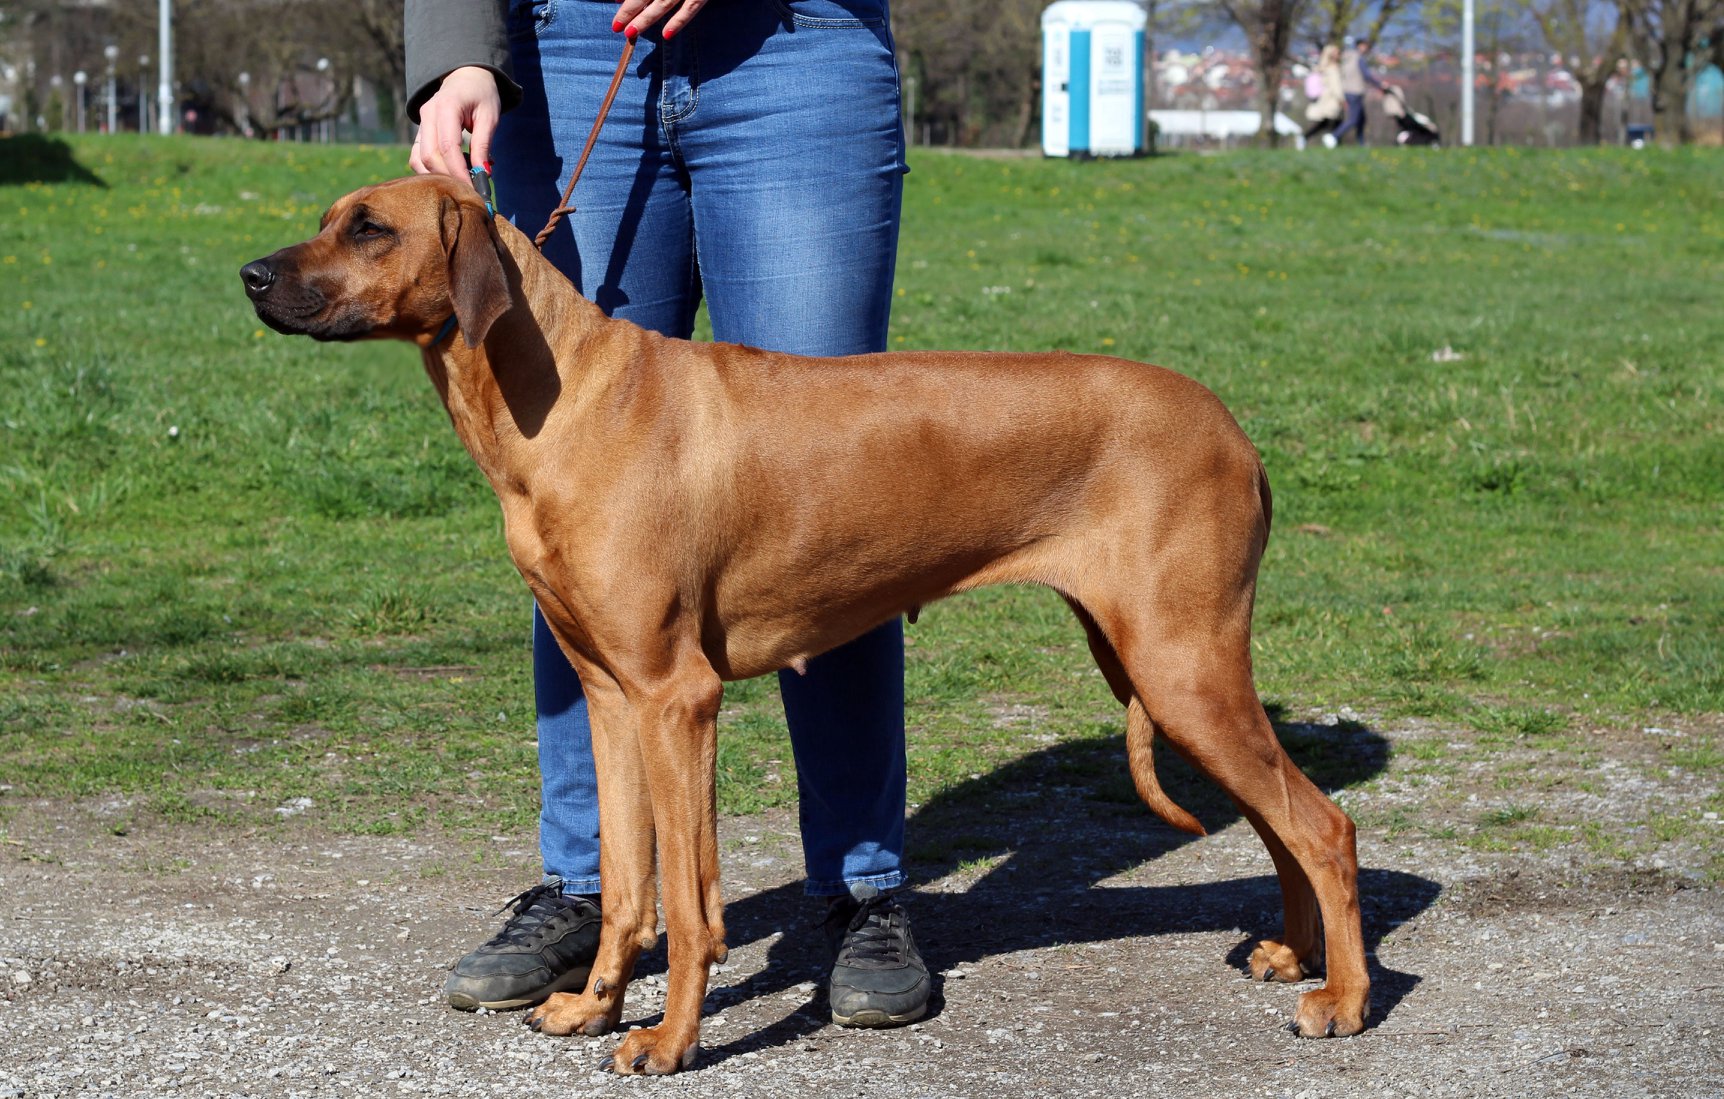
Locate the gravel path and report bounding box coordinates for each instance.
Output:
[2,716,1719,1098]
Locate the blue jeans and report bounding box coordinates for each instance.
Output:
[1334,93,1366,144]
[494,0,909,897]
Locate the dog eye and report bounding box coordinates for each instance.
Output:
[353,220,391,241]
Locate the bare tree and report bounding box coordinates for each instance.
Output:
[1625,0,1724,144]
[1523,0,1629,143]
[350,0,410,138]
[1423,0,1539,143]
[166,0,348,137]
[1306,0,1415,46]
[2,0,153,131]
[895,0,1045,146]
[1216,0,1311,145]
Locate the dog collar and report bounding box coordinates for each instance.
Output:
[470,165,496,218]
[433,313,459,347]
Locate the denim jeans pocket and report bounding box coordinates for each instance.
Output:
[507,0,557,38]
[772,0,888,28]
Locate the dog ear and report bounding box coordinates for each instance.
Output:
[441,196,512,349]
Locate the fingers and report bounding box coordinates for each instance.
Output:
[659,0,708,39]
[407,67,502,184]
[614,0,707,39]
[426,99,472,180]
[468,99,499,177]
[411,106,466,179]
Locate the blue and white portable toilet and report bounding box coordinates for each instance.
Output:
[1041,0,1148,157]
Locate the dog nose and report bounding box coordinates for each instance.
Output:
[240,259,276,296]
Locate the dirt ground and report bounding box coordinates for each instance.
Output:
[2,714,1720,1099]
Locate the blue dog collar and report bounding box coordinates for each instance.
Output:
[470,166,496,218]
[433,313,459,346]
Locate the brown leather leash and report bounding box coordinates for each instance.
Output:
[532,37,637,250]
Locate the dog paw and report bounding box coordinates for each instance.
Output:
[1248,939,1313,983]
[604,1025,698,1075]
[524,991,620,1037]
[1288,985,1367,1039]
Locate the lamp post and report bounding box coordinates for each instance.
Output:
[237,70,252,137]
[1461,0,1475,146]
[316,57,331,142]
[105,45,119,133]
[138,55,150,133]
[50,73,64,131]
[157,0,174,135]
[74,71,87,133]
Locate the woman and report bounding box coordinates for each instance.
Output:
[404,0,929,1030]
[1303,43,1344,146]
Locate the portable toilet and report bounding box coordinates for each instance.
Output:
[1042,0,1148,157]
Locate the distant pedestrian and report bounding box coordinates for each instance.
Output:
[1303,44,1345,147]
[1333,38,1386,145]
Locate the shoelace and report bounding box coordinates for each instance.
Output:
[837,895,910,966]
[481,880,570,949]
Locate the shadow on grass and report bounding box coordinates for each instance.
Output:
[0,134,108,187]
[666,713,1437,1066]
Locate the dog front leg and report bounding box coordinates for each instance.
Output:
[525,672,656,1040]
[607,660,727,1076]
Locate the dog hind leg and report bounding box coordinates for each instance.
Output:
[1130,635,1368,1037]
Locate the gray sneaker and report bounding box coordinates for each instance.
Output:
[823,888,930,1028]
[444,880,601,1011]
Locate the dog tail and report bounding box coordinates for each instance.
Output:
[1126,698,1206,836]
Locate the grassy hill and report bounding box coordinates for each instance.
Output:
[1,134,1718,840]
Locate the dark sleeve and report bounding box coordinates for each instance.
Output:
[404,0,524,123]
[1359,56,1383,90]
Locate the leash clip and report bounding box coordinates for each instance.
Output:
[469,165,497,219]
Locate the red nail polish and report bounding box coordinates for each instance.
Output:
[663,24,676,39]
[611,18,623,32]
[625,24,638,40]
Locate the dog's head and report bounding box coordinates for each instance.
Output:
[239,174,510,348]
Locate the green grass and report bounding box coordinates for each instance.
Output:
[1,134,1720,838]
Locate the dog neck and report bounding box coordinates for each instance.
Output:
[418,218,618,481]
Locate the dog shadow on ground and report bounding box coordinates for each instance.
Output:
[630,712,1439,1066]
[0,134,109,187]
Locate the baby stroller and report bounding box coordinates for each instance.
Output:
[1384,86,1440,146]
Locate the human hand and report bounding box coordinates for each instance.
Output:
[613,0,710,40]
[409,66,502,185]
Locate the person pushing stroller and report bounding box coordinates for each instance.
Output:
[1333,38,1385,145]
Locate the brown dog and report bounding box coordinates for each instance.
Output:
[241,173,1369,1074]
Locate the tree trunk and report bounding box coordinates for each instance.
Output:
[1258,63,1283,147]
[1576,78,1608,145]
[1013,74,1038,149]
[1651,60,1693,146]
